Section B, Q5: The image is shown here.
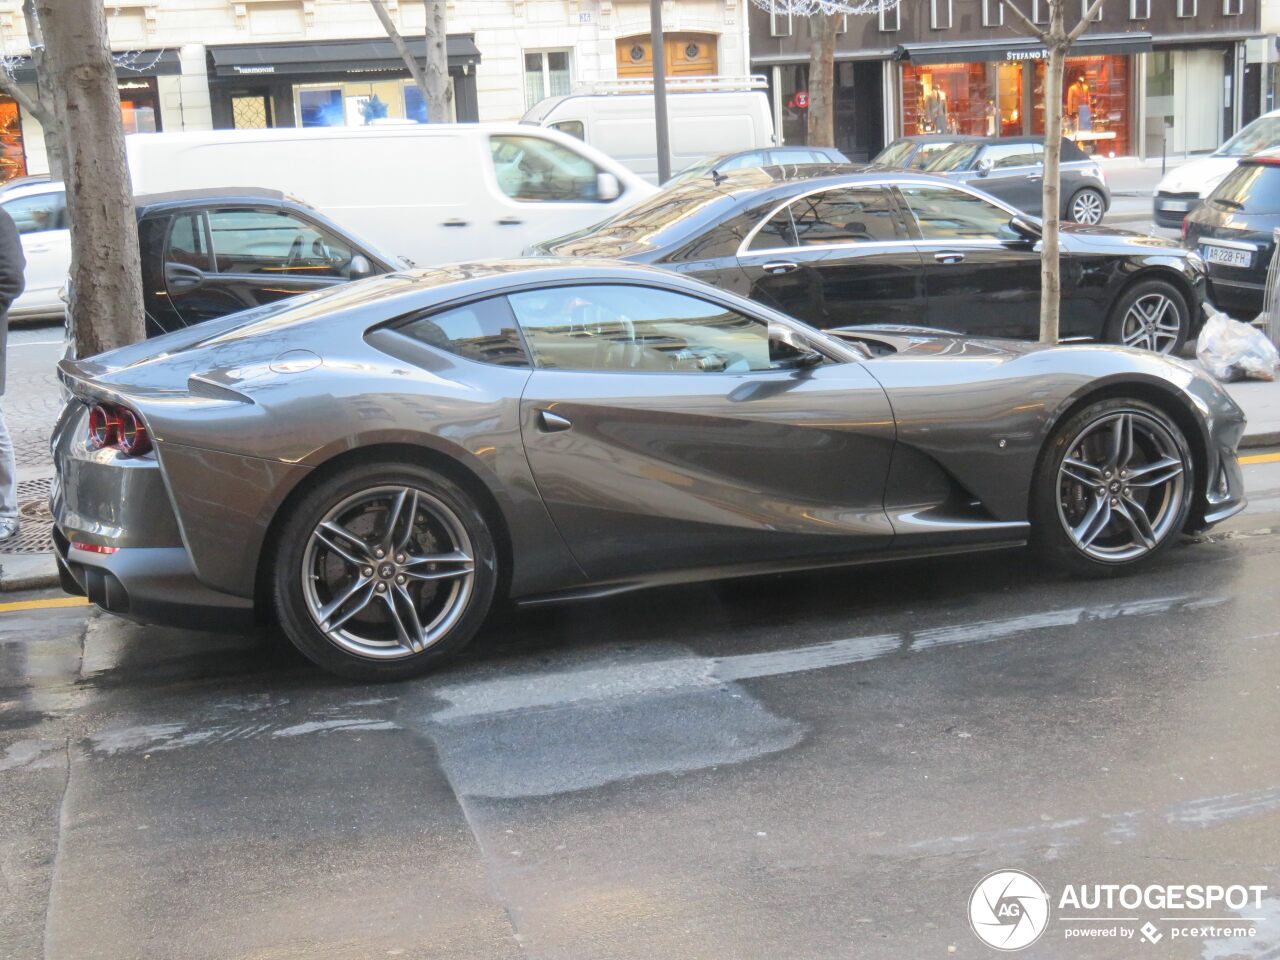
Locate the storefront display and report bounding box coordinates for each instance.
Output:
[902,54,1131,157]
[294,79,455,127]
[0,97,26,184]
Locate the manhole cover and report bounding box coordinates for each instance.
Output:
[0,477,55,555]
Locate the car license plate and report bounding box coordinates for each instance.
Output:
[1203,245,1252,269]
[1161,200,1191,212]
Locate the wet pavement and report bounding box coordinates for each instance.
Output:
[1,457,1279,959]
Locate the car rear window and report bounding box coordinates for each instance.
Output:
[1211,163,1280,214]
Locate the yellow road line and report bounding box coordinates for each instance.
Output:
[1240,451,1280,465]
[0,596,88,614]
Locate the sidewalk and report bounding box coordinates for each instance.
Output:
[1224,377,1280,448]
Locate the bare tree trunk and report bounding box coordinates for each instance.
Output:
[424,0,452,122]
[1040,43,1065,344]
[368,0,431,103]
[37,0,144,355]
[806,12,837,147]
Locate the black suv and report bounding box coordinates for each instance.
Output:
[1183,154,1280,321]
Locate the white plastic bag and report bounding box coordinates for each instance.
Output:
[1195,308,1280,382]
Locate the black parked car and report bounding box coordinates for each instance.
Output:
[666,146,850,187]
[136,188,399,336]
[1182,153,1280,321]
[880,135,1111,225]
[533,166,1206,353]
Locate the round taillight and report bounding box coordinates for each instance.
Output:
[118,407,151,456]
[87,404,119,450]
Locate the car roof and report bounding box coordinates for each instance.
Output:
[132,186,288,210]
[893,134,985,144]
[0,179,63,201]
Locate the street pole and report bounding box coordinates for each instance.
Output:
[649,0,670,184]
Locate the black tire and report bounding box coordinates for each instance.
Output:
[1066,187,1107,225]
[1103,278,1190,355]
[272,461,497,681]
[1031,397,1193,577]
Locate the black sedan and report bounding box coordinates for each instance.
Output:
[534,167,1207,354]
[136,187,399,337]
[1183,153,1280,321]
[666,146,850,187]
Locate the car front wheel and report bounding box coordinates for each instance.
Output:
[272,462,497,680]
[1032,398,1193,576]
[1067,187,1106,225]
[1104,279,1190,355]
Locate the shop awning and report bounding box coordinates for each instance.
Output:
[896,32,1153,65]
[209,36,481,78]
[8,49,181,84]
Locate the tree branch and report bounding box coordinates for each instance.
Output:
[0,72,51,125]
[1068,0,1108,42]
[1001,0,1050,43]
[367,0,430,95]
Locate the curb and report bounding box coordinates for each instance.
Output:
[1242,430,1280,450]
[0,553,60,592]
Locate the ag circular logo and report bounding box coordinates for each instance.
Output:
[968,869,1051,951]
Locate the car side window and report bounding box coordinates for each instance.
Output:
[899,185,1019,241]
[784,187,906,245]
[207,208,355,278]
[748,206,798,251]
[167,212,212,269]
[2,191,65,235]
[490,135,604,203]
[981,143,1040,169]
[398,297,530,367]
[509,284,797,374]
[550,120,584,141]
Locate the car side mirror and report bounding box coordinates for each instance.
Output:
[976,158,994,177]
[596,172,621,201]
[1010,214,1042,240]
[348,254,373,277]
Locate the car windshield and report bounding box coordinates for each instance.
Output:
[924,142,981,173]
[1210,162,1280,213]
[1215,116,1280,157]
[873,140,915,168]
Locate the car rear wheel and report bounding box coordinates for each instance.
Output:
[1067,187,1106,225]
[1031,398,1193,576]
[1104,279,1190,355]
[272,462,496,681]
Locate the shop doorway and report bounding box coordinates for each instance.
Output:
[616,33,718,79]
[231,94,273,129]
[834,61,884,162]
[1145,48,1226,157]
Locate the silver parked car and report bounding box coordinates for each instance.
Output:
[52,261,1245,680]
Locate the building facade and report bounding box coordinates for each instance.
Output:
[0,0,750,179]
[750,0,1264,162]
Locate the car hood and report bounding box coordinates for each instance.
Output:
[1155,157,1239,197]
[531,229,656,260]
[1059,223,1187,255]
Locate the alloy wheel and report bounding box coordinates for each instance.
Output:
[1070,190,1104,225]
[1120,293,1182,354]
[301,485,475,659]
[1055,411,1187,563]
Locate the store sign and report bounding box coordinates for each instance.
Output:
[792,90,809,109]
[117,80,151,91]
[233,65,276,74]
[1006,48,1047,61]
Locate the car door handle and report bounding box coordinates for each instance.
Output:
[497,217,524,226]
[164,262,204,289]
[538,410,573,433]
[762,261,798,275]
[933,251,966,265]
[1028,174,1043,181]
[26,245,50,253]
[442,218,470,227]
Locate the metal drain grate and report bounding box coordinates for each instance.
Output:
[0,477,55,555]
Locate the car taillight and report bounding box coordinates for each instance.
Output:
[86,402,151,457]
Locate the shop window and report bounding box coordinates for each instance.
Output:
[117,78,159,134]
[1130,0,1150,18]
[982,0,1004,26]
[298,87,344,127]
[770,9,792,36]
[1177,0,1196,15]
[207,208,354,278]
[0,96,26,184]
[524,50,572,112]
[1223,0,1243,13]
[489,135,605,203]
[931,0,952,29]
[879,3,899,31]
[231,95,271,129]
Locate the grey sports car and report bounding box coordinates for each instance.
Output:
[52,261,1246,680]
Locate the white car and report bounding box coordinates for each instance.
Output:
[1153,109,1280,229]
[0,179,69,322]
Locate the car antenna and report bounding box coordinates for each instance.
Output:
[711,168,727,186]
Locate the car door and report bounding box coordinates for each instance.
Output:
[510,282,897,581]
[163,205,367,331]
[896,182,1042,338]
[0,189,70,316]
[735,184,925,330]
[964,143,1044,214]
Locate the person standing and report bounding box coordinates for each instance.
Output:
[0,208,26,542]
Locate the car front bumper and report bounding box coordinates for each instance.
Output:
[1154,193,1202,229]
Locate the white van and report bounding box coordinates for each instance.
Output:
[124,124,654,267]
[522,76,776,184]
